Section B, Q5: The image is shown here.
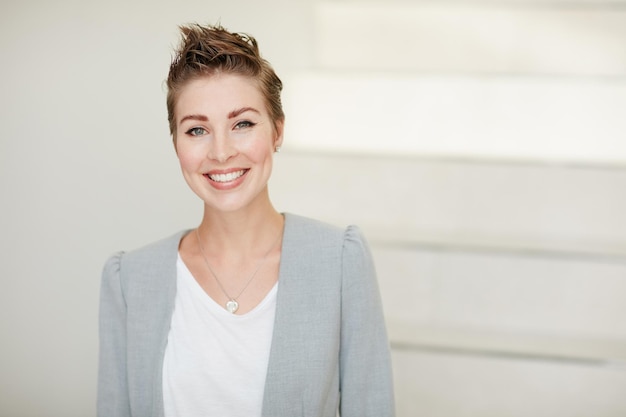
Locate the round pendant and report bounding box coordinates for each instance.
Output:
[226,300,239,314]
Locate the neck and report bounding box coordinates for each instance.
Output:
[197,202,284,257]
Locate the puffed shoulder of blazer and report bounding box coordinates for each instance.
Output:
[98,213,395,417]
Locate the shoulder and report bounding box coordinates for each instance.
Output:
[101,230,189,293]
[283,212,366,245]
[283,213,371,264]
[104,230,187,266]
[283,213,343,237]
[119,230,188,269]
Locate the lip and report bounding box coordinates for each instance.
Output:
[203,168,249,190]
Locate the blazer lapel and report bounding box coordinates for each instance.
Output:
[123,230,185,417]
[262,213,310,415]
[261,214,342,417]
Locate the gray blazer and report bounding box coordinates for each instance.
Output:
[98,213,394,417]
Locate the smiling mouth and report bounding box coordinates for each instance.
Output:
[205,169,247,183]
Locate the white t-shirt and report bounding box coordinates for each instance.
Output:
[162,254,277,417]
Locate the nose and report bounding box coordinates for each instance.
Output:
[207,132,236,163]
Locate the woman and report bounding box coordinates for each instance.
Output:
[98,24,394,417]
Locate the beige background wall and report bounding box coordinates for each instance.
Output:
[1,0,625,416]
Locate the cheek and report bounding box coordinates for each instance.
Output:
[176,144,202,170]
[248,144,272,162]
[243,136,275,162]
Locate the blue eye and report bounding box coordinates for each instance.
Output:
[235,120,255,129]
[186,127,207,136]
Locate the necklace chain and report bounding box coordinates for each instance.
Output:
[195,226,282,314]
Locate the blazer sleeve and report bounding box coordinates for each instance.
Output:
[339,226,395,417]
[98,252,132,417]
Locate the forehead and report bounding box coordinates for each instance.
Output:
[175,74,266,119]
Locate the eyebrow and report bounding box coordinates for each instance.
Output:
[179,107,260,125]
[228,107,260,119]
[179,114,208,124]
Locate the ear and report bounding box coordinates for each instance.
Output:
[273,119,284,150]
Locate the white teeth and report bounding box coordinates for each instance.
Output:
[208,170,245,183]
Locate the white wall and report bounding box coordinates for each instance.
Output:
[2,0,625,416]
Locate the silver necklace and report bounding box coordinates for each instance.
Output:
[195,227,282,314]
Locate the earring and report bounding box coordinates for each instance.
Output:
[275,145,281,153]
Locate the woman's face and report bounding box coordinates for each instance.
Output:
[174,73,283,214]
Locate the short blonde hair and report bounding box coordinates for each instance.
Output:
[166,24,284,137]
